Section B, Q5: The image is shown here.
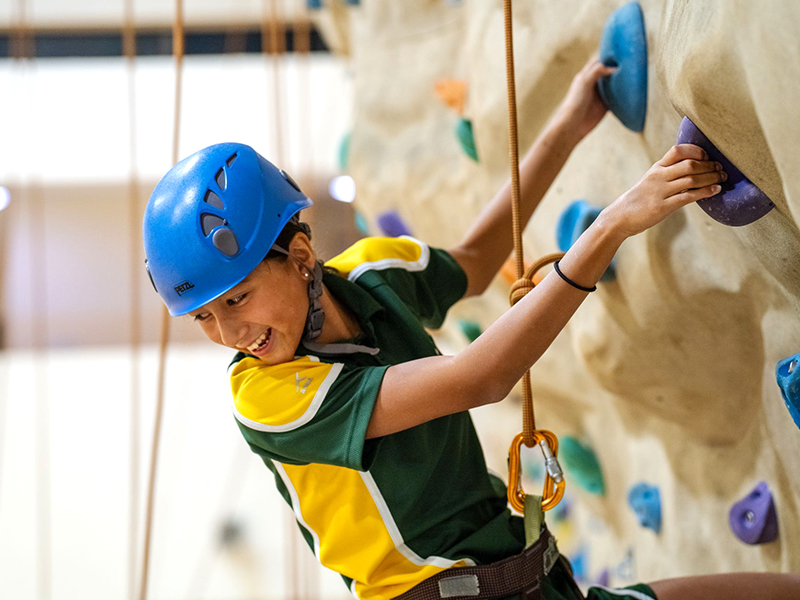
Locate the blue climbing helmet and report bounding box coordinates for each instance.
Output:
[142,142,313,316]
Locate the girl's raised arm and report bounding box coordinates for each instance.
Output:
[367,144,724,438]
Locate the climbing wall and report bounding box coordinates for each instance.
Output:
[314,0,800,587]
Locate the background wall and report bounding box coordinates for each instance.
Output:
[334,0,800,587]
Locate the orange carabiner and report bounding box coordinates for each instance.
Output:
[507,430,565,513]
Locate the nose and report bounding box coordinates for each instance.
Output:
[216,315,248,349]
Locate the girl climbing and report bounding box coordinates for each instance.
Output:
[142,58,799,600]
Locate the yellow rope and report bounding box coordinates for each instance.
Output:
[138,2,181,599]
[501,1,567,448]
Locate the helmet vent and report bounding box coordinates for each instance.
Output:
[204,190,224,209]
[215,168,227,190]
[226,153,238,167]
[280,169,302,193]
[212,227,239,257]
[201,213,225,236]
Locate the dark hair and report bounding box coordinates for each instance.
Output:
[264,217,311,261]
[263,218,340,276]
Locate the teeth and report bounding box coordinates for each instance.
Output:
[247,331,268,352]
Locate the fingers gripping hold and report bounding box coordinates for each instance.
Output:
[667,159,721,179]
[659,144,708,167]
[669,170,727,196]
[670,184,723,207]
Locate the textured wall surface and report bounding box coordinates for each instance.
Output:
[321,0,800,585]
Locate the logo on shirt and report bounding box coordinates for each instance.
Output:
[296,373,313,394]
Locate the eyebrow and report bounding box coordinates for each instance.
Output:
[190,274,256,316]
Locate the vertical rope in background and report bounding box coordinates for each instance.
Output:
[265,0,286,166]
[294,0,316,238]
[15,0,53,597]
[263,3,299,596]
[123,1,141,599]
[138,1,181,599]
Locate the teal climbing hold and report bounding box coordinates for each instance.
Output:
[597,1,648,132]
[776,353,800,429]
[628,483,661,534]
[458,319,482,343]
[556,200,616,282]
[338,131,351,172]
[559,436,605,496]
[354,210,369,237]
[455,117,479,162]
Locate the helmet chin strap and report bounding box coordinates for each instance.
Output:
[303,261,325,342]
[268,242,325,343]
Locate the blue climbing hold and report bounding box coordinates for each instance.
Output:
[628,483,661,534]
[458,319,483,343]
[307,0,323,9]
[676,117,774,226]
[559,436,605,496]
[569,547,588,582]
[455,117,479,162]
[555,200,615,282]
[729,482,779,545]
[552,497,571,522]
[377,210,413,238]
[776,353,800,429]
[597,1,648,132]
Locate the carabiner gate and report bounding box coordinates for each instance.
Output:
[507,430,565,512]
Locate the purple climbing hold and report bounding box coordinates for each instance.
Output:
[729,481,779,545]
[676,117,774,227]
[376,210,413,238]
[596,568,611,588]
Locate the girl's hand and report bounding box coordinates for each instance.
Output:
[601,144,726,238]
[555,57,616,140]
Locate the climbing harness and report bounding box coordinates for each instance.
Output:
[396,527,560,600]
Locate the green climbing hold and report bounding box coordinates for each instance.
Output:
[455,118,478,162]
[458,319,482,342]
[354,210,369,236]
[560,436,605,496]
[338,131,351,172]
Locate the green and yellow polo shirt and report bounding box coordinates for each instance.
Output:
[228,236,525,600]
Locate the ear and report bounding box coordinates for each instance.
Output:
[287,232,316,273]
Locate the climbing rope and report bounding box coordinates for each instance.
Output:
[123,2,142,599]
[13,0,55,594]
[501,0,566,512]
[138,2,181,599]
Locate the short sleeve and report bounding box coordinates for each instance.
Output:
[229,354,389,470]
[326,236,468,329]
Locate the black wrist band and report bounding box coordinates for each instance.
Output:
[553,260,597,293]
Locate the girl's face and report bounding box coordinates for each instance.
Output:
[188,236,313,365]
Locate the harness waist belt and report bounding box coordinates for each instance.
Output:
[394,527,556,600]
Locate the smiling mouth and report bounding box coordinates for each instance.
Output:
[246,328,272,353]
